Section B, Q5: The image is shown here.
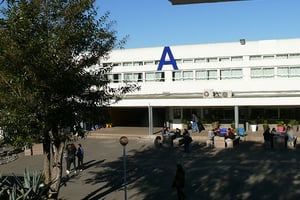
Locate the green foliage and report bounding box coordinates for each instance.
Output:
[288,119,299,126]
[181,118,190,125]
[0,169,49,199]
[0,0,140,147]
[276,120,285,126]
[0,0,140,197]
[211,121,219,128]
[262,120,269,125]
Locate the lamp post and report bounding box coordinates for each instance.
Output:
[119,136,129,200]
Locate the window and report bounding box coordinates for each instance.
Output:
[175,59,182,64]
[112,63,121,67]
[173,71,182,81]
[103,63,111,67]
[183,71,193,81]
[108,74,121,83]
[133,61,143,66]
[290,67,300,77]
[207,57,218,63]
[219,57,230,62]
[145,72,165,82]
[289,53,300,59]
[173,108,181,119]
[195,70,217,80]
[220,69,242,80]
[277,67,289,78]
[231,56,243,61]
[208,70,218,80]
[183,59,193,63]
[144,61,154,65]
[194,58,205,63]
[278,66,300,78]
[249,55,262,61]
[123,62,132,66]
[263,55,274,60]
[276,54,288,59]
[251,67,274,78]
[195,70,207,80]
[123,73,143,82]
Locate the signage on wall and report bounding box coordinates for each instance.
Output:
[157,46,179,71]
[203,89,232,98]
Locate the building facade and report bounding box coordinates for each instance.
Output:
[95,38,300,133]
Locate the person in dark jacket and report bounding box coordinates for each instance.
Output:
[66,143,77,174]
[76,143,84,171]
[172,164,185,200]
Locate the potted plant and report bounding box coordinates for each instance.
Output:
[262,120,269,132]
[250,120,257,132]
[276,120,285,132]
[211,121,219,129]
[288,119,299,131]
[231,120,235,129]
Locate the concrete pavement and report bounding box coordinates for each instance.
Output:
[1,127,300,200]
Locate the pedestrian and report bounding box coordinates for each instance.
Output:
[66,143,77,175]
[183,129,192,153]
[191,113,200,133]
[172,164,185,200]
[76,143,84,171]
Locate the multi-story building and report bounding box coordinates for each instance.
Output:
[95,38,300,133]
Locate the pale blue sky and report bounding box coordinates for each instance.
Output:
[97,0,300,49]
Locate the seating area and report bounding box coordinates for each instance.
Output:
[204,127,245,149]
[212,136,240,149]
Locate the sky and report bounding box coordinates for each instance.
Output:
[96,0,300,49]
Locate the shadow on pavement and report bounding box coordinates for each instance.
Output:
[79,140,300,200]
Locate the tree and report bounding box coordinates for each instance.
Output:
[0,0,139,198]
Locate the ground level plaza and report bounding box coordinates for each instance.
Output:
[1,127,300,200]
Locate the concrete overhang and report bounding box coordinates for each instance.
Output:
[169,0,246,5]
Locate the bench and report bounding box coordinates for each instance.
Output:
[214,136,240,149]
[226,137,240,148]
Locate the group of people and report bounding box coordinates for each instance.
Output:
[158,127,193,153]
[263,125,297,148]
[212,126,236,139]
[64,143,84,175]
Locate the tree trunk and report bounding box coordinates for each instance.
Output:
[43,131,51,185]
[43,129,66,199]
[48,141,65,199]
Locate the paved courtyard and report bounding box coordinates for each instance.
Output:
[1,127,300,200]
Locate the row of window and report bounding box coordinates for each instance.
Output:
[104,53,300,67]
[107,66,300,83]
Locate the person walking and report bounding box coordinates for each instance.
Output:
[66,143,77,175]
[182,129,192,153]
[76,143,84,171]
[172,164,185,200]
[191,113,200,133]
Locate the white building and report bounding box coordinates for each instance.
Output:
[99,38,300,133]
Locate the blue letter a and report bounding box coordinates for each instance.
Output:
[157,46,179,71]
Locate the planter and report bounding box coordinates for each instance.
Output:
[292,125,299,132]
[277,125,285,132]
[250,124,257,132]
[211,121,219,129]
